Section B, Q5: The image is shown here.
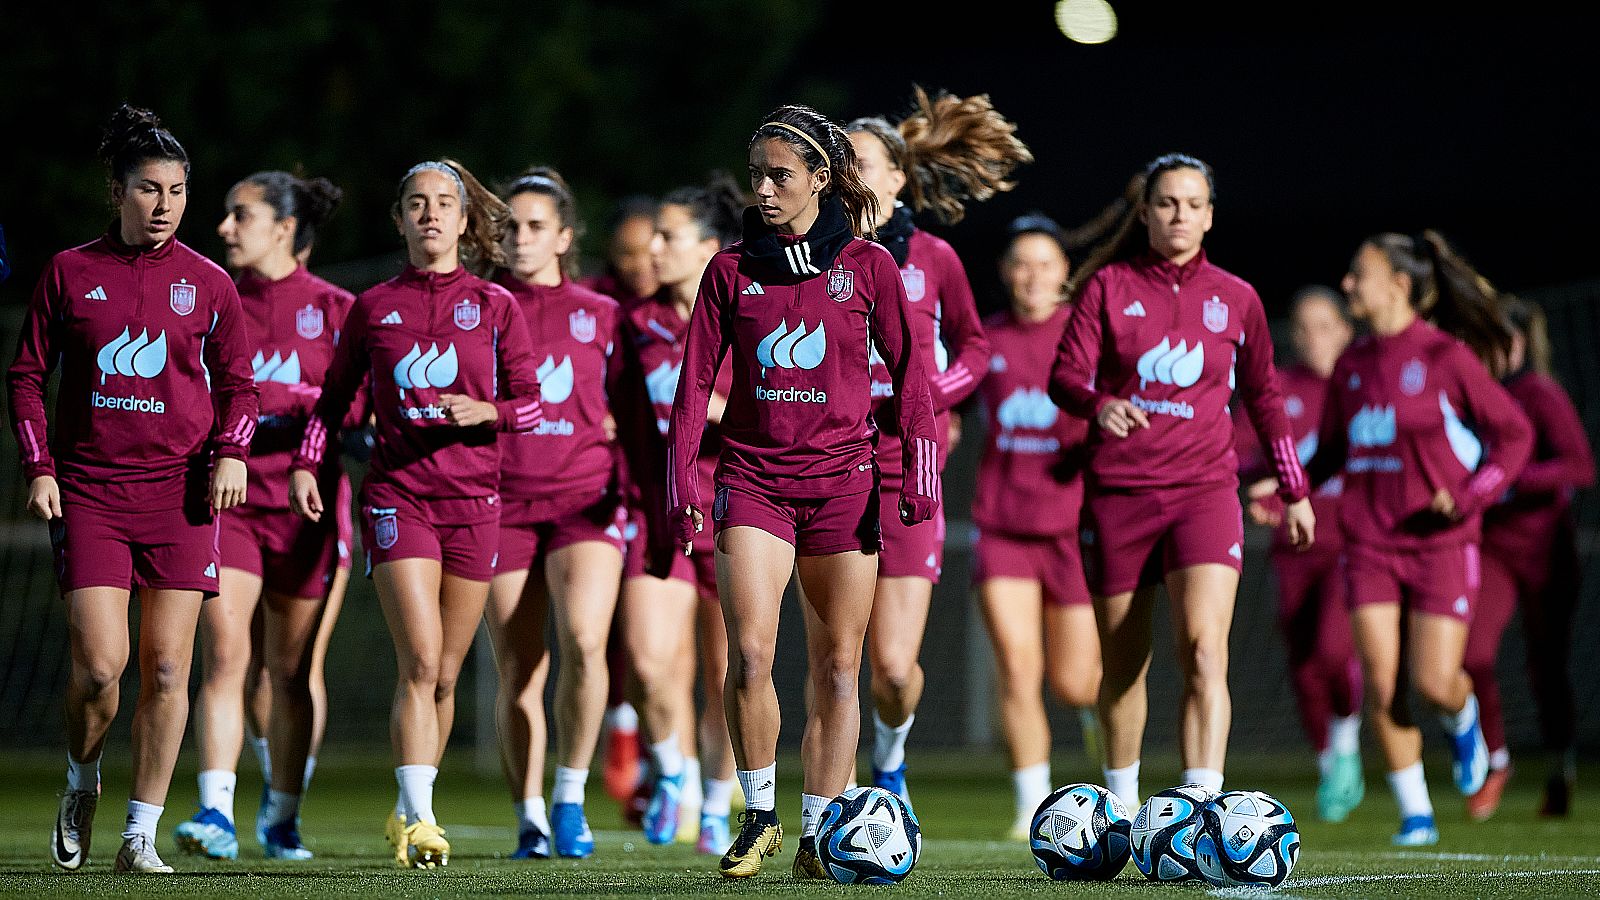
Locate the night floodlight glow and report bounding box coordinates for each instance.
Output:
[1056,0,1118,44]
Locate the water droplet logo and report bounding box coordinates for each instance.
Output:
[1349,404,1396,448]
[1135,337,1204,389]
[536,354,575,404]
[755,319,827,375]
[645,360,681,406]
[252,349,303,385]
[96,327,168,384]
[996,387,1059,431]
[392,342,459,393]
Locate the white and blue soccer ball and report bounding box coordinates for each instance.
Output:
[1194,790,1300,889]
[815,786,922,884]
[1131,783,1215,881]
[1029,783,1132,881]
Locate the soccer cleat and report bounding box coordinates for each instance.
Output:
[1540,771,1573,818]
[173,807,239,860]
[719,809,782,879]
[263,820,313,860]
[552,803,594,858]
[1316,751,1366,823]
[623,769,651,828]
[677,797,702,844]
[52,788,98,871]
[255,783,270,847]
[791,836,829,880]
[1449,709,1490,796]
[1391,814,1440,846]
[404,820,449,868]
[603,724,642,802]
[642,772,683,845]
[873,763,912,813]
[114,833,174,873]
[1466,766,1511,821]
[384,811,408,867]
[511,825,551,859]
[697,812,730,855]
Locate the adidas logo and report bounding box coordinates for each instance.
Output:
[742,282,765,295]
[1228,543,1242,560]
[85,286,108,301]
[381,311,404,325]
[1123,301,1147,317]
[204,562,217,577]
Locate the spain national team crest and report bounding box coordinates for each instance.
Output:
[901,265,925,302]
[170,281,196,316]
[569,309,597,343]
[1202,295,1228,333]
[827,268,854,303]
[1400,358,1427,396]
[296,304,325,340]
[453,299,481,331]
[373,513,399,550]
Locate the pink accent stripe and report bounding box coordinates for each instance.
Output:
[1467,464,1506,497]
[667,445,679,507]
[513,401,539,416]
[21,421,41,463]
[223,414,255,446]
[1273,435,1307,497]
[935,366,973,392]
[300,419,327,464]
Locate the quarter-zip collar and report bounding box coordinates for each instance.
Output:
[101,221,179,264]
[239,265,312,344]
[740,194,854,280]
[398,263,471,333]
[1136,247,1209,286]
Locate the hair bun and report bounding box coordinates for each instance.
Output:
[98,103,163,166]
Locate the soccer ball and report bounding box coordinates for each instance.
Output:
[1029,783,1131,881]
[1194,790,1300,888]
[1130,783,1215,881]
[815,787,922,884]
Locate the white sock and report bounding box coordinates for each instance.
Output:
[800,792,829,838]
[682,757,703,808]
[1317,747,1337,778]
[396,764,438,825]
[1489,747,1511,771]
[1182,768,1225,794]
[651,734,685,779]
[873,712,914,771]
[66,754,100,792]
[737,765,777,812]
[1329,714,1362,755]
[265,789,300,828]
[198,769,237,823]
[250,736,272,782]
[302,756,318,793]
[515,796,550,834]
[1441,694,1479,737]
[1104,761,1140,811]
[1388,762,1434,819]
[552,766,588,806]
[607,701,639,733]
[394,795,408,821]
[704,778,736,818]
[1013,763,1052,823]
[123,800,163,841]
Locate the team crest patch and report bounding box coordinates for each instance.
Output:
[713,485,729,522]
[1400,358,1427,396]
[827,268,854,302]
[569,309,597,343]
[373,513,399,550]
[1203,295,1228,333]
[296,304,325,339]
[170,281,196,316]
[901,265,925,302]
[453,299,481,331]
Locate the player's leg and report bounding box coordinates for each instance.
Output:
[254,587,326,858]
[57,586,132,871]
[1463,551,1518,819]
[622,573,696,844]
[1352,601,1435,844]
[979,577,1050,838]
[125,588,205,871]
[864,575,932,804]
[1522,538,1581,815]
[695,589,736,852]
[484,563,552,858]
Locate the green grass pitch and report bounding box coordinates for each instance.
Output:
[2,749,1597,897]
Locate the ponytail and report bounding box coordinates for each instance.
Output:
[501,166,583,279]
[395,158,509,274]
[751,106,878,238]
[1366,230,1511,371]
[1501,294,1552,378]
[662,171,748,248]
[241,170,343,257]
[889,86,1032,225]
[99,102,189,187]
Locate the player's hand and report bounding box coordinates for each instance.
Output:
[1246,478,1282,526]
[671,505,703,556]
[947,415,963,451]
[437,394,499,427]
[289,469,323,523]
[210,457,248,512]
[1285,497,1316,551]
[602,413,618,443]
[900,492,937,526]
[1096,398,1150,438]
[26,475,61,521]
[1430,488,1459,521]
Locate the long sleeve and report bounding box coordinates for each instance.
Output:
[1451,347,1534,518]
[666,263,731,524]
[929,250,988,412]
[1513,376,1595,495]
[491,298,543,433]
[7,261,64,480]
[867,250,940,522]
[613,317,673,577]
[1048,273,1111,419]
[1306,364,1349,491]
[204,281,261,460]
[1236,294,1308,502]
[294,304,369,472]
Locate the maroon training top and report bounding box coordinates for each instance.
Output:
[1482,368,1594,560]
[1237,362,1346,553]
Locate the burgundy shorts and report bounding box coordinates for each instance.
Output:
[623,516,719,600]
[52,489,221,598]
[220,478,353,598]
[878,483,944,581]
[360,484,500,582]
[1079,482,1244,597]
[711,484,882,557]
[496,497,627,574]
[974,530,1091,607]
[1343,541,1479,623]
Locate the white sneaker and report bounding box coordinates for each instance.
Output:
[114,833,174,873]
[52,789,98,871]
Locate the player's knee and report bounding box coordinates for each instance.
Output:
[813,655,859,703]
[1411,670,1456,709]
[1050,665,1101,708]
[399,656,440,689]
[73,659,125,697]
[870,654,918,693]
[730,645,772,689]
[145,655,188,694]
[1181,639,1228,689]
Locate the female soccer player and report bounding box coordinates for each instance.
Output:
[844,88,1030,805]
[485,167,625,859]
[289,159,542,868]
[169,171,352,862]
[9,104,258,874]
[667,105,939,880]
[972,215,1101,838]
[1049,153,1314,810]
[622,176,745,851]
[582,195,660,310]
[1468,295,1593,819]
[1304,230,1532,845]
[1241,286,1363,822]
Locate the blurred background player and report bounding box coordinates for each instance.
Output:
[972,214,1102,838]
[583,195,660,310]
[9,104,258,874]
[1240,286,1364,822]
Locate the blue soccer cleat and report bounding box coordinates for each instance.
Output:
[643,773,683,845]
[263,820,313,860]
[697,812,730,855]
[174,807,239,860]
[511,825,551,859]
[1449,700,1490,796]
[1391,814,1439,846]
[552,803,594,858]
[255,783,271,848]
[873,763,912,813]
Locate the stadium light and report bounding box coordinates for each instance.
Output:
[1056,0,1118,44]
